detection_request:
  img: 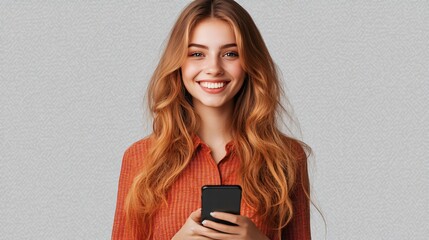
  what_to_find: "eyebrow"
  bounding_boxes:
[188,43,237,49]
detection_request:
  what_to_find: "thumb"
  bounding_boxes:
[190,208,202,222]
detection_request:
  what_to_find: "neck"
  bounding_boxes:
[194,101,234,146]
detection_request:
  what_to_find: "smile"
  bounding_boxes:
[199,81,227,89]
[196,80,230,94]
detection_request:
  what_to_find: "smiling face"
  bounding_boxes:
[181,18,246,111]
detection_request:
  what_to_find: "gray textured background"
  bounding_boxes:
[1,1,428,239]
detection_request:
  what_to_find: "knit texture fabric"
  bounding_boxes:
[112,135,311,239]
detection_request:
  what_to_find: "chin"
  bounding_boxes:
[200,102,225,108]
[195,99,227,108]
[193,97,234,110]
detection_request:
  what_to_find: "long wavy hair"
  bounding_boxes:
[125,0,311,239]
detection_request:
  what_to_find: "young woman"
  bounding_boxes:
[112,0,311,239]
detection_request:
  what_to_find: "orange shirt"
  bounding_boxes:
[112,135,311,239]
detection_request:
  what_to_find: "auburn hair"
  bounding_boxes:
[125,0,311,239]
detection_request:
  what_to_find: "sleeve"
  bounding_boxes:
[111,148,135,240]
[281,144,311,240]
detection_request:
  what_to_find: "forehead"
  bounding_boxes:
[189,18,237,46]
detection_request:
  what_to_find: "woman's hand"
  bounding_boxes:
[172,209,220,240]
[194,212,270,240]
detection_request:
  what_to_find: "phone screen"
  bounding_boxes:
[201,185,242,226]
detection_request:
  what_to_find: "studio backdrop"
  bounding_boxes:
[1,1,427,239]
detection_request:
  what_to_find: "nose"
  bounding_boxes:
[205,55,224,76]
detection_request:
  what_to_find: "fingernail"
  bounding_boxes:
[202,220,206,225]
[210,212,215,217]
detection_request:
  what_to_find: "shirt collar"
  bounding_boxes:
[192,134,236,153]
[192,134,204,151]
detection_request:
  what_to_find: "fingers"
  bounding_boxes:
[189,209,228,239]
[190,224,221,239]
[199,212,243,236]
[173,209,212,240]
[210,212,242,226]
[204,213,270,240]
[190,208,202,222]
[201,219,239,235]
[192,212,269,240]
[192,223,234,239]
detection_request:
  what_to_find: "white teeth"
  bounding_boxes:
[199,82,226,89]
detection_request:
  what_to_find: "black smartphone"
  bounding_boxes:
[201,185,242,226]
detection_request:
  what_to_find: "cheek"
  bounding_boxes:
[181,62,201,81]
[226,62,246,80]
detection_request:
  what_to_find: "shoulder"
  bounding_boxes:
[124,136,153,156]
[280,135,310,163]
[280,135,311,183]
[121,136,153,169]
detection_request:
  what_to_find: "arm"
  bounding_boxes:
[282,145,311,240]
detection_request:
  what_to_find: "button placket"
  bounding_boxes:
[200,143,222,185]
